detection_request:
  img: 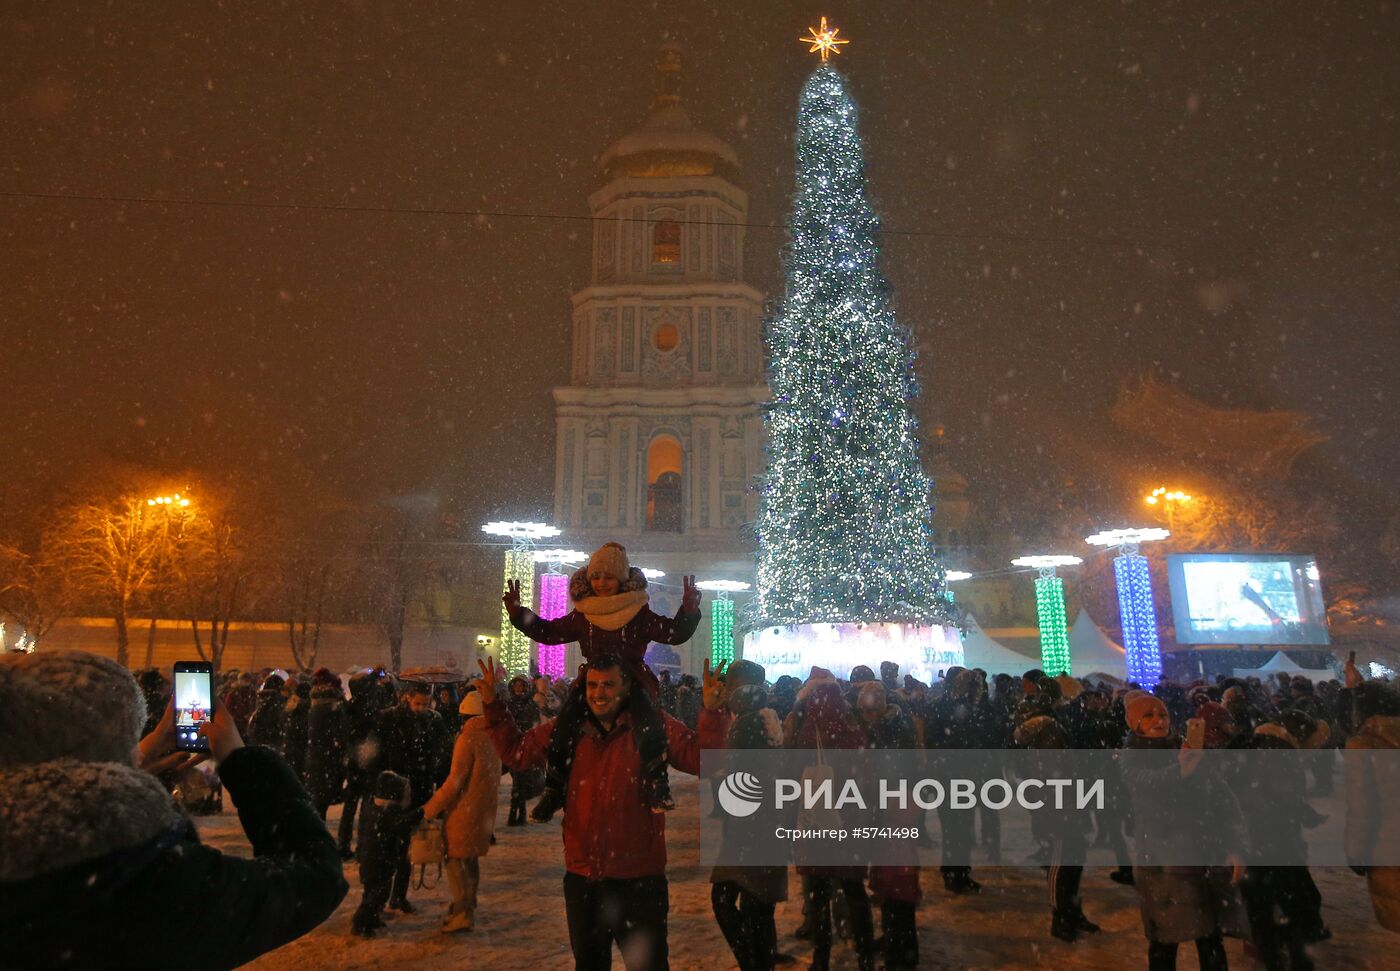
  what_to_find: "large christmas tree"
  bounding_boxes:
[755,63,952,629]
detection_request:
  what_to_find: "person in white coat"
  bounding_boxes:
[422,689,502,932]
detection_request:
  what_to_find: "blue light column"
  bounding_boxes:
[1114,552,1163,686]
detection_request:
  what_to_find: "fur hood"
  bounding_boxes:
[0,759,185,884]
[568,564,648,602]
[728,708,783,750]
[310,683,344,705]
[1348,715,1400,750]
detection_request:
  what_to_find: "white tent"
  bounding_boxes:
[1233,651,1334,683]
[961,613,1040,676]
[1068,610,1128,680]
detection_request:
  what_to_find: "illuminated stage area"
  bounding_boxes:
[742,622,964,683]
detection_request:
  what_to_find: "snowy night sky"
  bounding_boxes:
[3,1,1396,529]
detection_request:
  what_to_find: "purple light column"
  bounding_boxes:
[537,573,569,679]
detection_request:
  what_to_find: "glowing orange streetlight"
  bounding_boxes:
[1144,487,1194,531]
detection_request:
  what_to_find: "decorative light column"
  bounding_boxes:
[481,521,561,674]
[531,548,586,680]
[695,580,751,666]
[1011,556,1083,676]
[1086,528,1170,686]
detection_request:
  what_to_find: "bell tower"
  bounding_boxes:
[553,45,767,556]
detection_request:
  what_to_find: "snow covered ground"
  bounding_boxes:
[198,775,1393,970]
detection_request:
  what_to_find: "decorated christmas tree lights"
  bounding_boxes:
[754,57,951,631]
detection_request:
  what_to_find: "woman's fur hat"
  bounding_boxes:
[0,651,148,768]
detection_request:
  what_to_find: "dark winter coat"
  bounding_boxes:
[304,684,349,807]
[342,675,384,777]
[710,686,789,904]
[0,746,348,971]
[674,680,701,729]
[357,797,423,888]
[506,678,541,732]
[486,698,726,879]
[246,685,287,751]
[1222,735,1321,863]
[282,686,311,777]
[927,690,1005,750]
[1061,695,1125,750]
[864,703,922,903]
[372,705,450,808]
[1122,732,1246,943]
[786,682,868,879]
[507,567,700,697]
[223,683,258,738]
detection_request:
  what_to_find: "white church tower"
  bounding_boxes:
[552,45,766,671]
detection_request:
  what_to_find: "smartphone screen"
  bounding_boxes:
[1185,717,1205,749]
[173,661,214,752]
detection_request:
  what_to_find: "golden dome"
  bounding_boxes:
[598,44,740,182]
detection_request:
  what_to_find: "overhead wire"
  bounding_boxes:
[0,187,1143,250]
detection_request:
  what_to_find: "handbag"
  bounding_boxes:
[796,733,844,834]
[408,818,446,888]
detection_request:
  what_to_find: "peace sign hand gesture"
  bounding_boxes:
[681,575,702,615]
[702,657,729,711]
[476,657,504,706]
[503,579,522,616]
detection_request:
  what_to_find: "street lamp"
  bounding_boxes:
[142,491,195,667]
[482,521,561,674]
[531,549,586,679]
[1144,487,1194,532]
[1086,528,1170,686]
[1011,555,1083,676]
[695,580,751,666]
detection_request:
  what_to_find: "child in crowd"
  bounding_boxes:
[352,771,422,937]
[502,542,701,818]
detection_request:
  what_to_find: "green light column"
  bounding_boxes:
[1034,574,1071,676]
[711,596,735,666]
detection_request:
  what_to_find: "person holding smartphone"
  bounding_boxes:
[0,651,348,970]
[1121,692,1247,971]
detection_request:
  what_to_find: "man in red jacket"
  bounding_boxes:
[476,654,728,971]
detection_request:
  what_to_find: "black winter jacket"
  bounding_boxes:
[0,746,348,970]
[304,685,349,806]
[246,686,287,751]
[371,705,449,808]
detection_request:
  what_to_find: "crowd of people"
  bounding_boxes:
[2,539,1397,971]
[6,641,1400,970]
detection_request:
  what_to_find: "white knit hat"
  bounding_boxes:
[587,542,630,582]
[0,651,148,768]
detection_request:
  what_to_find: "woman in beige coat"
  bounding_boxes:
[422,690,501,933]
[1344,676,1400,933]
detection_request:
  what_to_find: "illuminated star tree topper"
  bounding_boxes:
[799,16,850,62]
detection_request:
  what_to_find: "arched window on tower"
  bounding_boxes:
[646,435,683,532]
[652,220,681,265]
